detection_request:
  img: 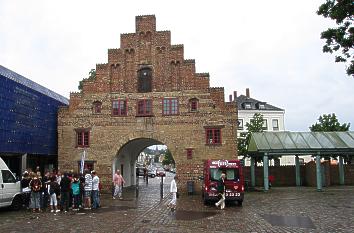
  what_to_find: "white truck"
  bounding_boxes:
[0,157,22,210]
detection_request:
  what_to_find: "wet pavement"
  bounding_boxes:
[1,172,354,232]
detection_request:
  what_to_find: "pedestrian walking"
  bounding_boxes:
[29,172,42,212]
[48,176,60,213]
[168,175,178,211]
[113,170,125,199]
[91,170,100,209]
[60,172,71,212]
[84,169,93,209]
[215,172,226,210]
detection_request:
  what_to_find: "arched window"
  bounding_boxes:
[93,101,102,114]
[189,98,199,112]
[137,68,152,92]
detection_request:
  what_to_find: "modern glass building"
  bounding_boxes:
[0,65,68,177]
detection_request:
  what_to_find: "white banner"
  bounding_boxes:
[80,150,86,174]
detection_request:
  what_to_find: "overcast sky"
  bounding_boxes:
[0,0,353,131]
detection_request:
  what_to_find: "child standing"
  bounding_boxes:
[71,175,80,211]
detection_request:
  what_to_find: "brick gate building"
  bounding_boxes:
[58,15,237,193]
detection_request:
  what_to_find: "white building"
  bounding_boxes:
[236,88,308,165]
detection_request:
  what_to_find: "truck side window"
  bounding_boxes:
[1,170,16,183]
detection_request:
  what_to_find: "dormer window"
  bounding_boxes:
[244,103,252,109]
[257,102,266,110]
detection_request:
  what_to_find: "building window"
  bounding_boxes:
[272,119,279,131]
[93,101,102,114]
[78,161,95,173]
[137,99,153,116]
[163,98,178,115]
[237,119,244,130]
[137,68,152,93]
[112,100,127,116]
[205,128,222,145]
[76,130,90,147]
[244,103,252,109]
[258,103,265,109]
[262,119,268,130]
[189,98,199,112]
[186,148,193,159]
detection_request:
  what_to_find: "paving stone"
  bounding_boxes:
[1,173,354,232]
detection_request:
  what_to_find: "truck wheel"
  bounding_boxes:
[11,195,23,210]
[237,200,243,207]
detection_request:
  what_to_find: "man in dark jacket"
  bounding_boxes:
[60,172,71,212]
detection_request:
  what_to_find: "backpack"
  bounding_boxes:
[72,182,80,195]
[49,182,58,195]
[31,178,41,192]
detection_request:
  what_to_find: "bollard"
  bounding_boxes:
[136,175,139,197]
[160,175,163,199]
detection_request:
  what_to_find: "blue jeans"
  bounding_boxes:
[92,190,100,209]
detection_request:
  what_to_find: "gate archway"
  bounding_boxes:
[112,137,173,187]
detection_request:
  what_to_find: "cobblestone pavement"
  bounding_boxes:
[1,172,354,233]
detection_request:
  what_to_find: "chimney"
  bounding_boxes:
[229,94,232,102]
[246,88,250,98]
[233,91,237,101]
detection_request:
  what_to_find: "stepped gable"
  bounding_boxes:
[80,15,211,93]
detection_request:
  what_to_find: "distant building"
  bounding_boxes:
[0,65,68,176]
[236,88,298,166]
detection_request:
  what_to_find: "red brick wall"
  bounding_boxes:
[242,162,354,188]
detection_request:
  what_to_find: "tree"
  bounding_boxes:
[317,0,354,76]
[310,113,351,162]
[78,69,96,91]
[162,149,175,166]
[310,113,350,132]
[238,113,265,158]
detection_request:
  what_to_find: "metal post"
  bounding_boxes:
[21,153,27,174]
[251,157,256,187]
[295,155,301,186]
[160,175,164,199]
[316,153,322,191]
[136,173,139,197]
[338,156,345,185]
[263,153,269,191]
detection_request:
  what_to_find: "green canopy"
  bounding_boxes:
[248,131,354,156]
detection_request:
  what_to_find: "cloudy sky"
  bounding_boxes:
[0,0,353,131]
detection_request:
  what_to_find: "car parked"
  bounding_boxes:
[148,169,156,178]
[155,167,166,177]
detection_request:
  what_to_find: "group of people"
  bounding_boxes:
[21,167,100,213]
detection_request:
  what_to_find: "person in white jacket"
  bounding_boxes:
[168,175,178,211]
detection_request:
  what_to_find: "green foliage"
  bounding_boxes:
[317,0,354,76]
[238,113,265,157]
[309,113,350,132]
[310,113,351,161]
[78,69,96,91]
[162,149,175,166]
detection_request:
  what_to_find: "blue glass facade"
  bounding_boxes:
[0,65,68,174]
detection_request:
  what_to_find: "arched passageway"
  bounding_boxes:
[112,138,173,187]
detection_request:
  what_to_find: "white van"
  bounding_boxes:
[0,157,22,210]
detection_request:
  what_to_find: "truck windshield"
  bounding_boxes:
[210,168,239,181]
